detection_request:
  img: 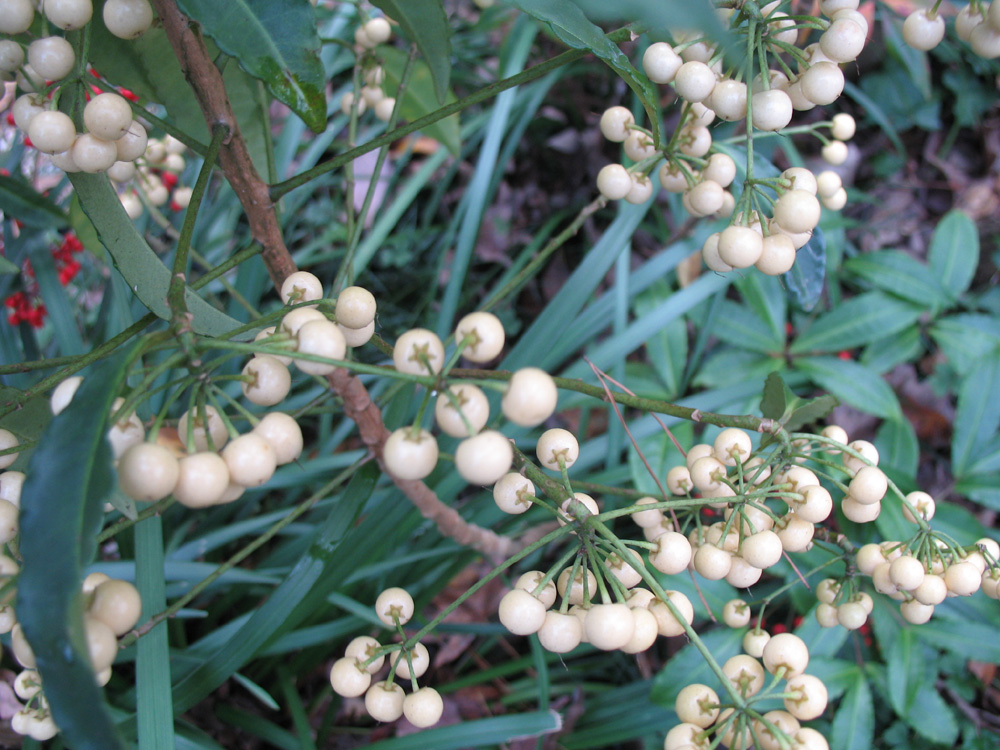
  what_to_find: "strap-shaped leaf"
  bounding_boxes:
[18,355,133,750]
[372,0,451,105]
[0,174,68,229]
[69,173,245,337]
[173,0,326,132]
[506,0,662,147]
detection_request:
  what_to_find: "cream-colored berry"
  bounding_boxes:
[375,587,414,626]
[455,311,505,362]
[335,286,376,329]
[393,328,445,375]
[383,428,438,481]
[499,588,546,635]
[502,368,558,427]
[435,384,490,438]
[402,686,443,728]
[598,106,634,143]
[643,42,682,83]
[492,472,534,514]
[536,428,579,470]
[330,657,372,697]
[241,355,291,406]
[280,271,323,306]
[118,442,179,502]
[365,681,404,722]
[455,429,513,485]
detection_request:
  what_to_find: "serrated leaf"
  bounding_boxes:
[783,228,826,312]
[844,250,948,310]
[173,0,326,132]
[69,173,245,337]
[790,292,924,354]
[832,672,875,750]
[795,357,901,419]
[906,683,959,745]
[930,314,1000,377]
[18,355,132,750]
[783,394,839,432]
[0,174,68,229]
[379,46,460,156]
[952,356,1000,478]
[760,372,787,420]
[928,209,979,300]
[372,0,451,105]
[506,0,662,147]
[915,618,1000,664]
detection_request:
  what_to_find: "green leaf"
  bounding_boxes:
[69,173,245,337]
[379,46,461,157]
[365,712,561,749]
[807,659,861,703]
[915,618,1000,664]
[711,299,783,353]
[928,210,979,300]
[760,372,787,421]
[173,0,326,132]
[795,357,900,419]
[18,355,133,750]
[0,174,69,229]
[930,314,1000,377]
[506,0,662,147]
[790,292,924,354]
[0,255,17,274]
[887,628,920,716]
[843,250,948,310]
[831,672,875,750]
[783,395,838,433]
[135,516,175,750]
[170,463,379,713]
[906,683,959,746]
[570,0,729,56]
[371,0,451,105]
[952,356,1000,478]
[0,385,52,443]
[783,228,826,312]
[87,25,271,170]
[875,417,918,477]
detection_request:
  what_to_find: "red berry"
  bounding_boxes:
[161,172,178,189]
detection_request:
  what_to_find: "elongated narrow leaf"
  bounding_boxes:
[173,0,326,132]
[0,174,68,229]
[380,46,460,156]
[844,250,948,310]
[171,464,378,712]
[650,628,743,705]
[372,0,451,105]
[783,394,838,432]
[795,356,901,419]
[915,617,1000,663]
[0,385,52,443]
[952,356,1000,478]
[366,712,561,750]
[19,355,133,750]
[507,0,662,147]
[0,255,17,274]
[831,672,875,750]
[790,292,923,354]
[136,516,175,750]
[928,209,979,300]
[69,173,245,337]
[886,628,920,716]
[571,0,729,55]
[930,314,1000,377]
[907,683,959,745]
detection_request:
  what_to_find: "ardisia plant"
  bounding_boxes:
[0,1,997,749]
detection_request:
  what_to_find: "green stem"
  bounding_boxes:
[269,28,635,200]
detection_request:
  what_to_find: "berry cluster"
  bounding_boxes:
[667,632,829,750]
[596,0,866,275]
[111,134,190,219]
[340,17,397,123]
[6,572,142,741]
[901,1,1000,58]
[329,587,444,728]
[2,231,86,328]
[1,0,152,174]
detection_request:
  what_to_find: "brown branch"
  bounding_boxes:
[150,0,295,288]
[153,0,512,562]
[328,369,513,564]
